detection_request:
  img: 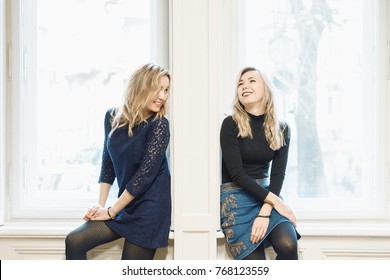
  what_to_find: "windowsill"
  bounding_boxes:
[0,221,175,239]
[1,221,390,239]
[295,221,390,237]
[0,222,85,238]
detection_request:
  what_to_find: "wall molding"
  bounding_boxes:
[2,223,390,259]
[10,246,65,260]
[322,249,390,259]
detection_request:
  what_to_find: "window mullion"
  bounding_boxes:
[0,0,6,225]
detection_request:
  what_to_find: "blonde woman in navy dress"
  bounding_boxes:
[220,66,300,260]
[65,63,171,260]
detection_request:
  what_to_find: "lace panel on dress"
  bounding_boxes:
[126,118,170,196]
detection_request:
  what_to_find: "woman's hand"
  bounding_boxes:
[250,216,270,244]
[83,205,104,221]
[265,193,297,227]
[89,207,114,221]
[273,200,297,227]
[84,189,133,221]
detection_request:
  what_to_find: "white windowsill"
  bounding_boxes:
[0,222,175,239]
[1,221,390,239]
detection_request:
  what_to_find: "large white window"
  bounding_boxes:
[223,0,389,219]
[8,0,168,219]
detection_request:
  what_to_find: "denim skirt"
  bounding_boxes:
[220,178,296,260]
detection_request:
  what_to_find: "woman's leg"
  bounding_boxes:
[121,240,156,260]
[65,221,121,260]
[242,242,266,260]
[267,222,298,260]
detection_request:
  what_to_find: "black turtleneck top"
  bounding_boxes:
[220,113,290,202]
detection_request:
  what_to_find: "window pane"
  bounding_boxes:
[239,0,377,201]
[28,0,158,208]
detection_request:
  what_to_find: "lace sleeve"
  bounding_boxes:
[98,109,116,184]
[125,117,170,197]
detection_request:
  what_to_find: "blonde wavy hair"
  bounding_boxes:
[232,66,286,150]
[110,63,170,137]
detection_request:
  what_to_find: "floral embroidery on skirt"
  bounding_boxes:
[220,178,295,260]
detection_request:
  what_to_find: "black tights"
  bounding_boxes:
[243,222,298,260]
[65,221,156,260]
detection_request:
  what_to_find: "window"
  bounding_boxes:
[223,0,389,219]
[8,0,168,218]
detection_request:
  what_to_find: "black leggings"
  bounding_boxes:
[243,222,298,260]
[65,221,156,260]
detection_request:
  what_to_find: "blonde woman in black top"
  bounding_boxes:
[220,66,300,260]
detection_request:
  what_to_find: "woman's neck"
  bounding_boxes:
[244,105,265,116]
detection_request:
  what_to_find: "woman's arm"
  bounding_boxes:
[90,117,170,221]
[268,123,290,196]
[98,109,116,185]
[250,202,273,243]
[90,118,170,221]
[89,188,135,221]
[220,117,270,201]
[250,195,296,244]
[98,182,112,207]
[84,109,117,221]
[84,182,111,221]
[110,189,134,216]
[124,117,170,197]
[264,192,296,227]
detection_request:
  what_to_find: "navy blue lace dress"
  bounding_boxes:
[98,109,171,249]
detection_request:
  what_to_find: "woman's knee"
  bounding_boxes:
[278,239,297,256]
[65,231,79,248]
[269,222,298,259]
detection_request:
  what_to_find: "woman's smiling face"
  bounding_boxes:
[144,75,170,116]
[237,70,266,112]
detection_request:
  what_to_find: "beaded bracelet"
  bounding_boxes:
[107,207,115,220]
[256,214,271,218]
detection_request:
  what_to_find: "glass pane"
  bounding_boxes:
[240,0,372,199]
[35,0,153,201]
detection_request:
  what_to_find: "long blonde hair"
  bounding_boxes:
[232,66,286,150]
[110,63,170,137]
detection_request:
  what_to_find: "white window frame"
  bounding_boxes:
[222,0,390,222]
[6,0,169,220]
[0,0,6,226]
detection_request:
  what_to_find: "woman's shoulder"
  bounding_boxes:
[148,115,170,132]
[279,120,290,139]
[221,115,236,129]
[104,107,117,120]
[220,115,239,138]
[143,116,169,140]
[279,120,289,129]
[151,115,169,125]
[222,115,234,125]
[102,107,117,127]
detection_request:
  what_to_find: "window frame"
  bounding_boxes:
[1,0,6,226]
[5,0,169,220]
[222,0,390,221]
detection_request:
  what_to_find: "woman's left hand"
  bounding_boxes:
[83,205,103,221]
[250,217,269,244]
[90,207,113,221]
